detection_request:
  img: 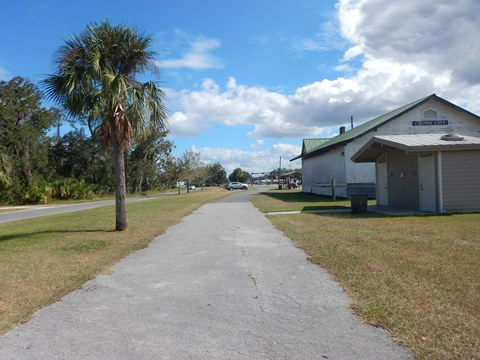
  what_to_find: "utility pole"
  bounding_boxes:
[278,156,282,189]
[279,156,282,177]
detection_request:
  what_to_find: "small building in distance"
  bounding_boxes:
[291,94,480,199]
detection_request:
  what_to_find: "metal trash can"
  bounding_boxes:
[351,194,368,213]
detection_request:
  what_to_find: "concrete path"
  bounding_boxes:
[0,189,412,359]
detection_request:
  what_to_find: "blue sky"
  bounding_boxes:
[2,0,480,175]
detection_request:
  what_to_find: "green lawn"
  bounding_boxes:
[254,190,480,360]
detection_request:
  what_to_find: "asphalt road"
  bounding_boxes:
[0,189,412,359]
[0,191,182,224]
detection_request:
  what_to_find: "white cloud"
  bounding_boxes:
[290,20,346,55]
[334,64,353,72]
[167,77,302,138]
[342,45,363,61]
[166,76,365,139]
[167,111,212,136]
[156,36,221,70]
[338,0,480,86]
[295,38,329,53]
[191,143,301,175]
[337,0,480,111]
[0,66,8,80]
[168,0,480,141]
[250,139,264,149]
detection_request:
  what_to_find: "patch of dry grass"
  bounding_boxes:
[0,208,25,213]
[254,193,480,360]
[0,188,229,334]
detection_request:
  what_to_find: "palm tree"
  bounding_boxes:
[43,21,167,230]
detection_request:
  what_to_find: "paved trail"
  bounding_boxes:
[0,190,412,359]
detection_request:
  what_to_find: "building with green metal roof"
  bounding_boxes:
[291,94,480,199]
[291,138,331,161]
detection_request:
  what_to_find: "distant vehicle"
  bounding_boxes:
[189,185,196,190]
[226,181,248,190]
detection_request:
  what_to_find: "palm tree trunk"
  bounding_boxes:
[23,151,33,187]
[112,130,128,231]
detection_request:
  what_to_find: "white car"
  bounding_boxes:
[226,182,248,190]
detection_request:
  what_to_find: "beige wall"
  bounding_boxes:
[442,151,480,212]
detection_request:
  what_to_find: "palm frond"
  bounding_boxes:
[41,20,167,149]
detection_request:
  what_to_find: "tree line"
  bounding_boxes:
[0,76,227,205]
[0,75,296,206]
[1,20,296,230]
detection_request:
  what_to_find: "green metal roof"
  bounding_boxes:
[291,93,480,161]
[300,94,437,160]
[304,138,330,153]
[290,138,330,161]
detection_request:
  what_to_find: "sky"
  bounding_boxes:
[1,0,480,175]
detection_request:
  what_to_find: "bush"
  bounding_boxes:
[90,183,113,196]
[21,185,50,204]
[50,178,96,200]
[0,178,112,205]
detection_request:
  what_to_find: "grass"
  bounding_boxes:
[252,188,375,212]
[0,187,230,335]
[253,190,480,360]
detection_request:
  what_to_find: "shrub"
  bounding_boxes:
[50,178,96,200]
[21,185,50,204]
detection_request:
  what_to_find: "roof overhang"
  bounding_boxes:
[290,154,302,161]
[290,138,332,162]
[296,139,350,161]
[351,134,480,163]
[281,170,302,178]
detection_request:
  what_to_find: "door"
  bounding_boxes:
[376,157,388,206]
[419,153,436,212]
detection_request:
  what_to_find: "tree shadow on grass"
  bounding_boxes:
[260,190,343,204]
[304,209,449,219]
[301,205,351,211]
[262,191,459,219]
[0,229,115,243]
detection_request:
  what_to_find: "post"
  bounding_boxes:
[331,178,336,201]
[437,151,443,213]
[278,156,282,189]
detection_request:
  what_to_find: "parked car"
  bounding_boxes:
[189,185,196,190]
[226,181,248,190]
